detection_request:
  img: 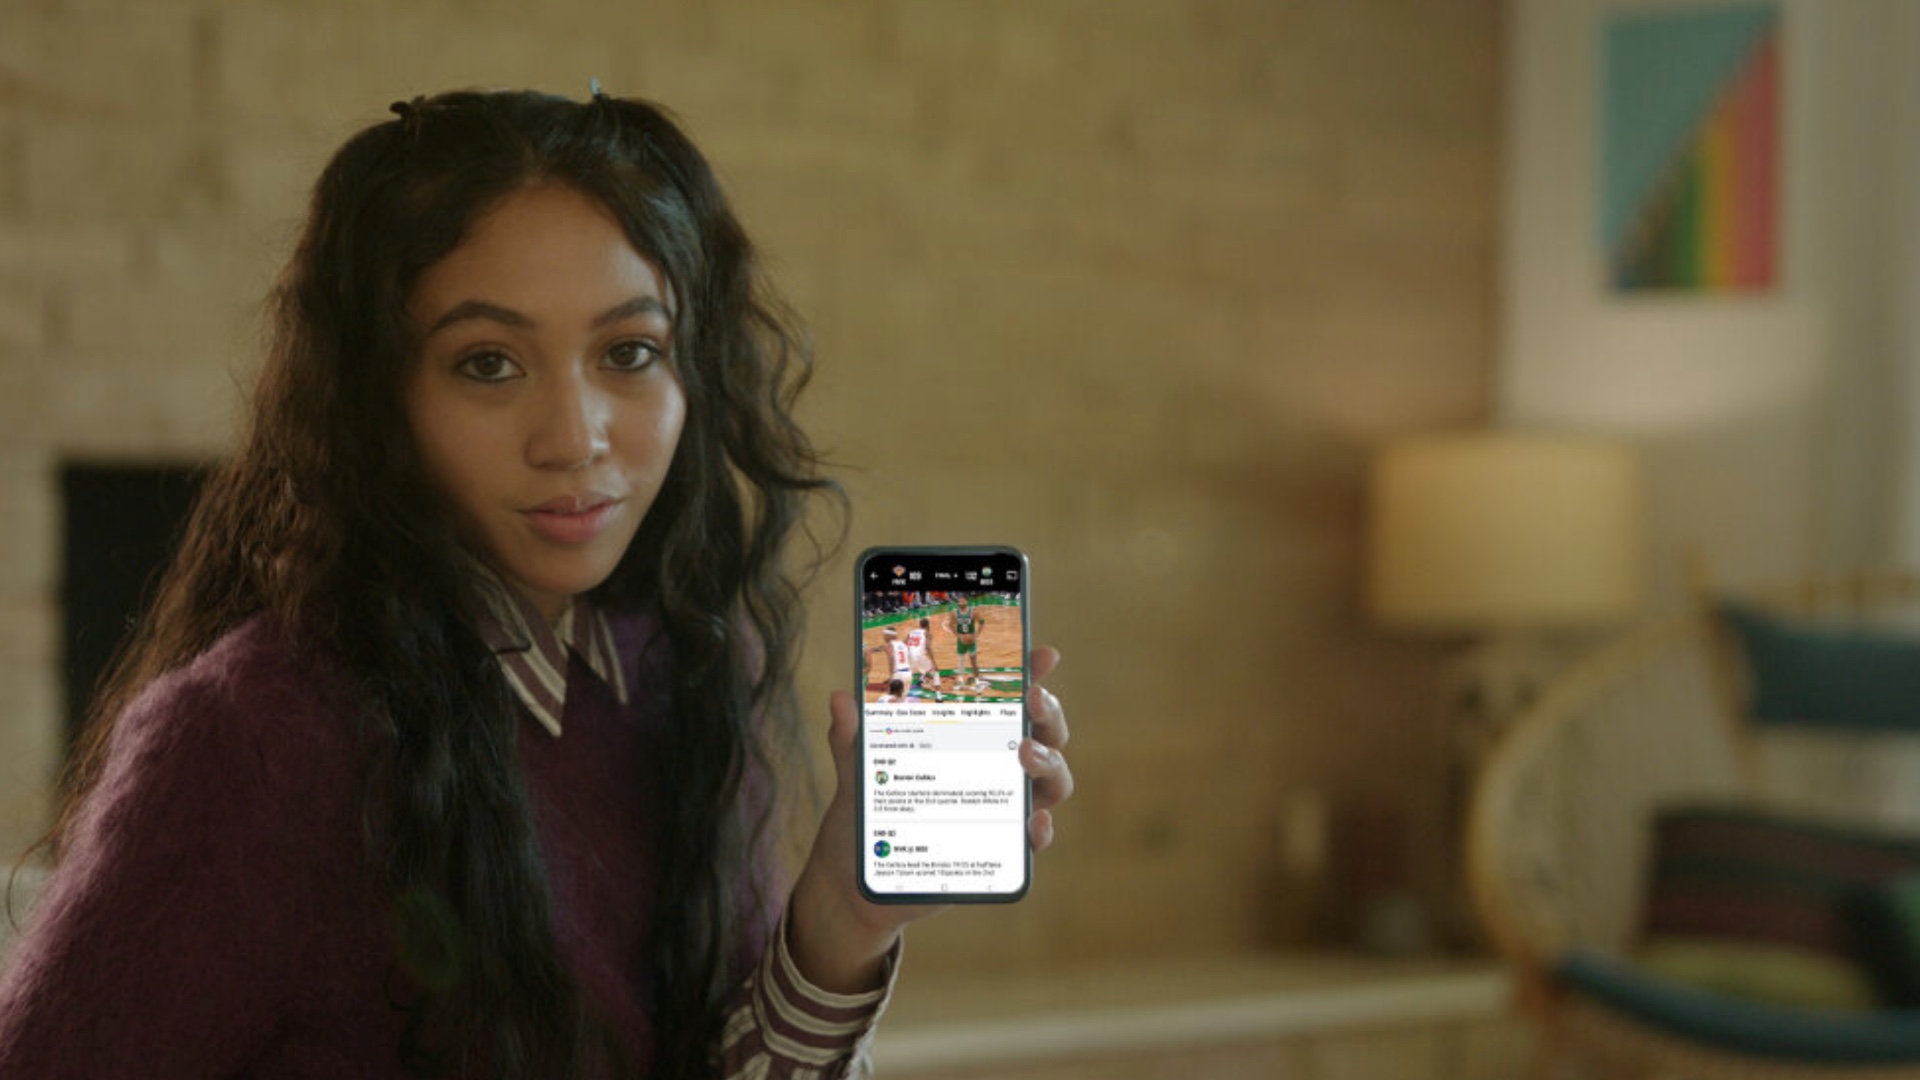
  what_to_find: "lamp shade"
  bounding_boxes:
[1366,432,1646,631]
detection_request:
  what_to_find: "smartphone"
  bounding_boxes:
[856,546,1031,903]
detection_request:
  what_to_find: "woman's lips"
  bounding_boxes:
[523,495,620,545]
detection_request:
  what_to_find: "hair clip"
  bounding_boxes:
[389,95,426,134]
[589,77,607,100]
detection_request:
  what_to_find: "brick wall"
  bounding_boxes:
[0,0,1500,970]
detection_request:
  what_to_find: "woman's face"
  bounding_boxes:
[405,183,686,623]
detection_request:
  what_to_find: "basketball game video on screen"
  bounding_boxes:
[860,583,1021,707]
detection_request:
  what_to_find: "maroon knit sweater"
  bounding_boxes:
[0,615,882,1078]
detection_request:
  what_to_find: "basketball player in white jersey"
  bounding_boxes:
[864,626,913,701]
[905,617,941,694]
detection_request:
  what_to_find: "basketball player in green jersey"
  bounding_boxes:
[947,595,986,693]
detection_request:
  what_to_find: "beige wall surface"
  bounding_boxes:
[0,0,1500,970]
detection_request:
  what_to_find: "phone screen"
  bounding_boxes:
[856,547,1031,902]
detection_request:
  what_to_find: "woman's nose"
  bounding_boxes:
[527,369,610,470]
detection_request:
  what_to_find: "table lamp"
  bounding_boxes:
[1368,432,1646,634]
[1364,430,1647,950]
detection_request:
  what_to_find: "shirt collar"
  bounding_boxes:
[468,564,630,738]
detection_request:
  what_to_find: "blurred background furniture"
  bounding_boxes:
[872,953,1525,1079]
[1468,566,1920,1077]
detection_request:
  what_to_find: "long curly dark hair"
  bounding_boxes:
[49,89,838,1077]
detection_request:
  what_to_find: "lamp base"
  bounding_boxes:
[1436,632,1595,952]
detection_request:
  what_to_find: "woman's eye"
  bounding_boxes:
[455,352,521,382]
[604,340,664,372]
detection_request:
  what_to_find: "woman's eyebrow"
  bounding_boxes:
[591,296,671,329]
[427,299,530,337]
[425,295,671,338]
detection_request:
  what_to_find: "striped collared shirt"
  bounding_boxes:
[469,567,628,737]
[466,565,894,1075]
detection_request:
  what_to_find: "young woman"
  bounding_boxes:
[0,88,1073,1079]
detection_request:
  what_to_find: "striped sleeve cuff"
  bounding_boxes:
[720,906,902,1079]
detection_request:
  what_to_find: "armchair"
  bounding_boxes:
[1468,569,1920,1077]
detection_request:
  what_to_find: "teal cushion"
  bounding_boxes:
[1559,949,1920,1062]
[1717,605,1920,731]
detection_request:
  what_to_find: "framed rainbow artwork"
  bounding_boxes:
[1601,3,1780,292]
